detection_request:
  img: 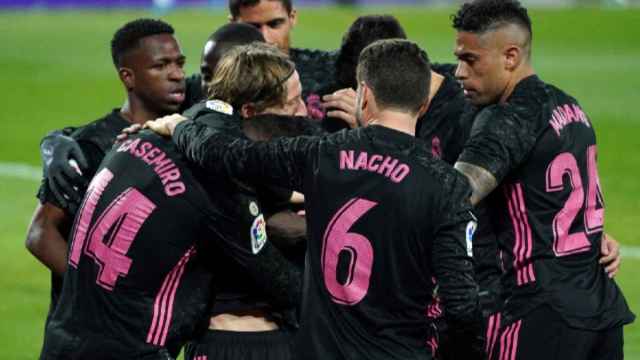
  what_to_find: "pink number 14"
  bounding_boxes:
[68,168,157,291]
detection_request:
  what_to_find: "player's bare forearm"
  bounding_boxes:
[454,161,498,206]
[25,203,70,276]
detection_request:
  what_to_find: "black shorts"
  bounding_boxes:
[487,305,623,360]
[184,329,293,360]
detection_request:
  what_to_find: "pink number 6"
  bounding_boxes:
[321,198,377,305]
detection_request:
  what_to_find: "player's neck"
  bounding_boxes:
[120,99,164,126]
[428,71,445,104]
[499,64,536,104]
[368,110,417,137]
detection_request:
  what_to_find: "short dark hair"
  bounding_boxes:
[209,22,265,44]
[229,0,292,19]
[336,15,407,89]
[452,0,532,42]
[111,18,174,68]
[204,23,265,70]
[356,39,431,115]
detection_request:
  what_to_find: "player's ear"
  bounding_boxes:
[289,8,298,27]
[119,67,135,91]
[504,45,520,71]
[228,14,235,23]
[240,103,256,118]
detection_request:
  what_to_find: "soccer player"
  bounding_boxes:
[146,39,484,360]
[40,115,300,360]
[321,14,408,132]
[25,18,187,342]
[450,1,635,359]
[228,0,339,115]
[178,43,311,360]
[38,22,266,208]
[181,22,266,111]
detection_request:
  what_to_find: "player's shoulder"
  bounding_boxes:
[289,47,339,65]
[405,140,471,200]
[183,100,243,134]
[70,109,130,150]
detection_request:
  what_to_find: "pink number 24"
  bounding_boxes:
[545,145,604,257]
[68,168,157,291]
[322,198,377,305]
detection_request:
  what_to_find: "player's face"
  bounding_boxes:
[454,31,510,106]
[233,1,296,54]
[200,40,218,94]
[261,70,307,116]
[131,34,186,114]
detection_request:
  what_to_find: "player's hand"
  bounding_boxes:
[116,123,143,142]
[599,232,621,278]
[41,133,88,209]
[322,88,358,129]
[290,191,305,204]
[144,114,188,137]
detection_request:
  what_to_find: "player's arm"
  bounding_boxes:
[40,127,90,209]
[432,175,484,359]
[25,203,71,276]
[171,118,318,193]
[455,105,541,205]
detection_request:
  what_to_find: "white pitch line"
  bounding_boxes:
[621,246,640,260]
[0,162,41,181]
[0,161,639,259]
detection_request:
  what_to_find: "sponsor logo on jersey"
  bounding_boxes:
[465,221,477,257]
[205,99,233,115]
[251,214,267,254]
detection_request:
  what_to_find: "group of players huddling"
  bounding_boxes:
[25,0,635,359]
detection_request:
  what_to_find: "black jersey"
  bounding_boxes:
[172,116,484,360]
[180,73,206,113]
[459,75,635,329]
[289,47,339,121]
[181,103,310,322]
[414,66,501,307]
[41,130,300,360]
[37,109,130,211]
[416,64,469,165]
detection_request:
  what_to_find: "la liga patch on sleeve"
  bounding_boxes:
[465,220,477,257]
[250,214,267,254]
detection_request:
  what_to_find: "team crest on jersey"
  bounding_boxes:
[205,99,233,115]
[465,221,477,257]
[250,214,267,254]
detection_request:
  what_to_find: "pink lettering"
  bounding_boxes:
[367,155,383,172]
[135,141,153,157]
[142,148,161,164]
[548,103,591,136]
[160,168,181,185]
[354,152,368,170]
[340,150,354,170]
[390,164,411,183]
[378,156,399,177]
[165,182,186,197]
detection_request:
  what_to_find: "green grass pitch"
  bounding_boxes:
[0,5,638,359]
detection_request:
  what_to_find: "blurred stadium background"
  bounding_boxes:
[0,0,638,358]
